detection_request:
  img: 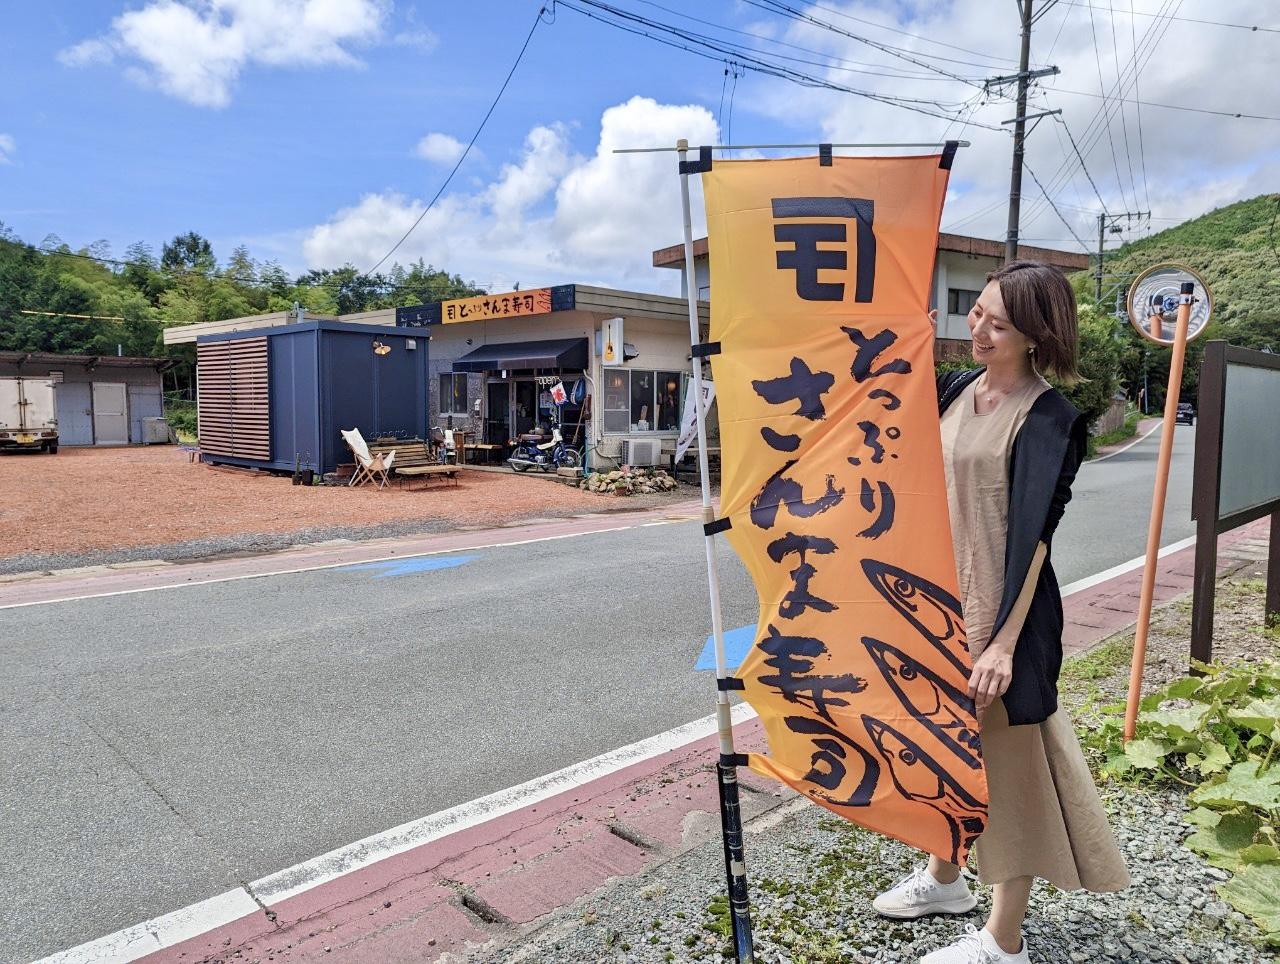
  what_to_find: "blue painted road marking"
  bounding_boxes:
[339,555,478,579]
[695,623,757,672]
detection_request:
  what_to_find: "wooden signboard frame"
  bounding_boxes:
[1190,341,1280,666]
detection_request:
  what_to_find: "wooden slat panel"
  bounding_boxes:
[198,337,271,460]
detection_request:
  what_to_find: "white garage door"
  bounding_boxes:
[91,382,129,445]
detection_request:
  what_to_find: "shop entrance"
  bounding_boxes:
[514,380,537,436]
[485,381,510,444]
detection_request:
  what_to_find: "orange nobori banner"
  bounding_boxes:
[703,152,988,864]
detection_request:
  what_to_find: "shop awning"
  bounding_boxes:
[452,338,589,373]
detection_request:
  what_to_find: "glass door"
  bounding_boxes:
[514,380,537,437]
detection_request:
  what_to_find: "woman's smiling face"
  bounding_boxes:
[968,280,1036,368]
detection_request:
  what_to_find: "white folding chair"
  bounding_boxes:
[342,428,395,488]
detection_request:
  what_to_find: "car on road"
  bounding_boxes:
[1176,402,1196,426]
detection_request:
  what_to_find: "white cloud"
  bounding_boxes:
[392,29,438,52]
[303,96,718,292]
[57,0,388,108]
[414,132,467,165]
[0,134,15,164]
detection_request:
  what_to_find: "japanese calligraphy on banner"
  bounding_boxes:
[703,152,988,864]
[442,288,553,324]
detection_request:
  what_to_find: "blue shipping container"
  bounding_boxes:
[196,320,429,475]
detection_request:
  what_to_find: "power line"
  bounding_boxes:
[1056,115,1109,212]
[555,0,1004,127]
[1024,162,1091,251]
[1048,86,1280,121]
[1106,0,1142,211]
[629,0,979,81]
[1086,0,1131,210]
[789,0,1025,66]
[362,7,547,277]
[1055,1,1280,34]
[743,0,991,88]
[1128,0,1152,214]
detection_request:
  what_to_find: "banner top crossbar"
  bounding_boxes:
[613,141,970,154]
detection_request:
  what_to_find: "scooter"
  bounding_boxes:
[507,426,582,472]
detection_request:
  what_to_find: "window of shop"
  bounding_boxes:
[948,288,981,316]
[602,369,684,433]
[439,372,469,415]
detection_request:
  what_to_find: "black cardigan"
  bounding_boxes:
[936,368,1090,725]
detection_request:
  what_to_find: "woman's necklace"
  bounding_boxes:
[977,371,1035,409]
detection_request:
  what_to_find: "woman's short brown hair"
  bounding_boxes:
[987,259,1081,383]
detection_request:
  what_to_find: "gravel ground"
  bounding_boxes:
[468,565,1280,964]
[0,447,685,575]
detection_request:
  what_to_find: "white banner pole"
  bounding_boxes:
[678,137,754,964]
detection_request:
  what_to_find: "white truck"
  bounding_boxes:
[0,376,59,453]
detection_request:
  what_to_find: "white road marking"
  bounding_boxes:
[35,702,759,964]
[1060,534,1198,598]
[0,522,651,612]
[1086,420,1164,464]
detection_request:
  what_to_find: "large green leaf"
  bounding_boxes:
[1240,843,1280,864]
[1186,811,1263,871]
[1141,704,1211,739]
[1191,762,1280,810]
[1219,862,1280,936]
[1123,738,1168,770]
[1229,697,1280,736]
[1195,741,1234,775]
[1162,676,1206,702]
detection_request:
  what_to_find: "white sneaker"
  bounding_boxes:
[920,924,1030,964]
[872,866,978,919]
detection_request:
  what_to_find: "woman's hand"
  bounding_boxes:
[928,308,938,333]
[968,643,1013,713]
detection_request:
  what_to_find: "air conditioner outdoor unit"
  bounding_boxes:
[623,438,662,467]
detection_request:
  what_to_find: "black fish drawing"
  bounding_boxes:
[862,715,987,865]
[859,636,982,771]
[860,558,970,675]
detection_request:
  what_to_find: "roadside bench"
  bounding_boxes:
[369,440,459,489]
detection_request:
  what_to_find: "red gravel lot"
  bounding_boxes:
[0,446,617,559]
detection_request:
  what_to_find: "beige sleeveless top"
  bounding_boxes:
[939,374,1050,657]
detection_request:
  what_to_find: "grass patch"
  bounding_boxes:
[1088,408,1141,457]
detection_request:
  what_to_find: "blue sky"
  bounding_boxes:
[3,1,1277,294]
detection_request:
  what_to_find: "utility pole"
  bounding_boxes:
[1096,211,1151,301]
[990,1,1060,263]
[1004,0,1034,264]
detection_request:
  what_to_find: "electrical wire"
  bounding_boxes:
[1128,0,1152,214]
[743,0,991,88]
[1086,0,1131,211]
[1055,1,1280,34]
[361,6,547,277]
[1024,162,1092,251]
[554,0,1005,127]
[1056,115,1109,212]
[1106,0,1142,211]
[628,0,980,81]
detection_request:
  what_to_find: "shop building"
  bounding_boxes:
[651,232,1090,358]
[164,285,709,470]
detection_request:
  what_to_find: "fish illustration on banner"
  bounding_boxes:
[702,147,988,864]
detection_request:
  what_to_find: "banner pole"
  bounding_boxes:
[677,137,754,964]
[1124,281,1196,742]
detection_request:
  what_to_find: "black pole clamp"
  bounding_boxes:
[719,753,750,768]
[679,145,714,175]
[716,677,746,692]
[704,517,732,536]
[691,341,722,359]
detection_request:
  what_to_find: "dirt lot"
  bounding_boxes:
[0,446,678,570]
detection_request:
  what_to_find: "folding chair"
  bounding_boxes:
[341,428,396,488]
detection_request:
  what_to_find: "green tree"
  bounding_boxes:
[161,231,216,276]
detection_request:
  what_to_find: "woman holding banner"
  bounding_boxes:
[872,261,1130,964]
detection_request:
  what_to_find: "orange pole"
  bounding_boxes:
[1124,283,1195,741]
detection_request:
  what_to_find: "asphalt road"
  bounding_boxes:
[2,423,1197,961]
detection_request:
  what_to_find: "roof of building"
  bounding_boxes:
[0,351,170,369]
[163,285,708,345]
[652,232,1090,272]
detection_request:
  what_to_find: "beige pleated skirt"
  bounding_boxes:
[972,698,1131,892]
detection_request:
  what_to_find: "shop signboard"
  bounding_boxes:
[442,288,553,324]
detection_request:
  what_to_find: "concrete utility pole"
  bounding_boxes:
[1004,0,1034,264]
[993,1,1060,263]
[1095,211,1150,300]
